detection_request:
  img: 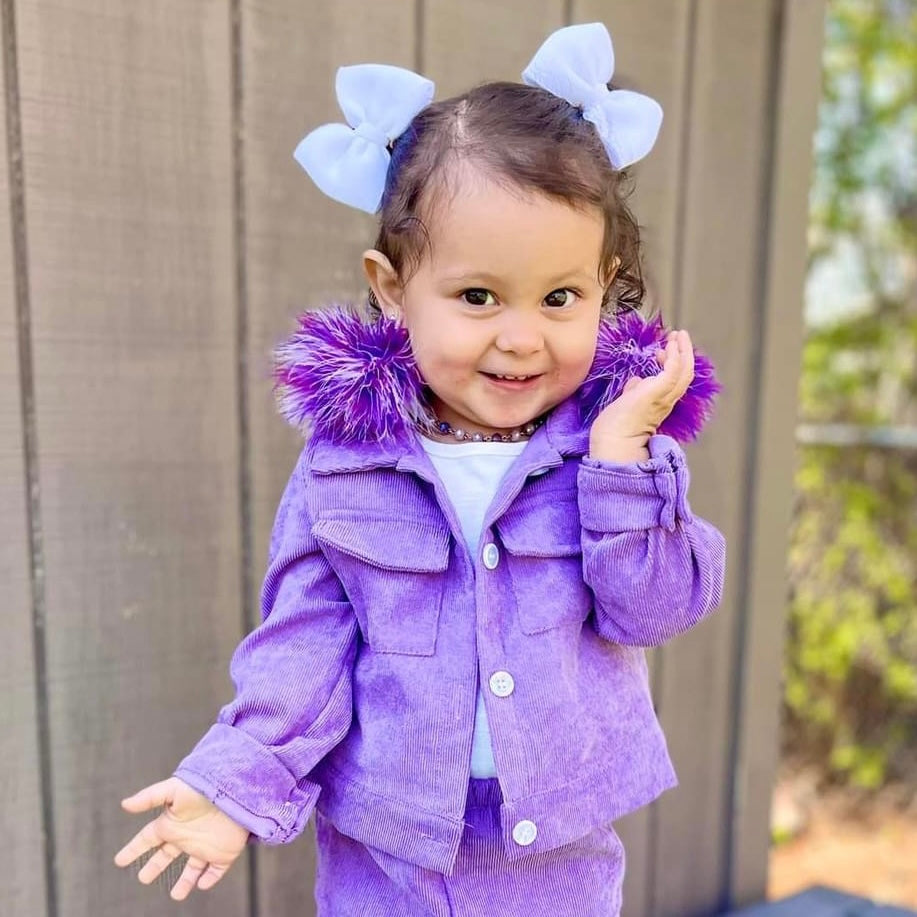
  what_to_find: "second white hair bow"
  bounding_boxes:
[293,64,435,214]
[522,22,663,169]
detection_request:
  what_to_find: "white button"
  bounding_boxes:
[482,542,500,569]
[489,670,515,697]
[512,819,538,846]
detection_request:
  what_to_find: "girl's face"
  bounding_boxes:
[364,169,607,438]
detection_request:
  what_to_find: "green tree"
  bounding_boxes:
[784,0,917,789]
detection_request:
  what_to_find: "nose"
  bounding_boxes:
[494,311,545,356]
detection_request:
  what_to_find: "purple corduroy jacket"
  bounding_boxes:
[174,308,727,875]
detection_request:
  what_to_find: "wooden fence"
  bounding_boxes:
[2,1,826,915]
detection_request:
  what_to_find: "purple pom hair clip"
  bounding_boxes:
[579,310,721,442]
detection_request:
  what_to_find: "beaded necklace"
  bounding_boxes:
[432,416,545,443]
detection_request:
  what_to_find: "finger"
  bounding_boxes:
[114,818,167,867]
[644,336,688,413]
[676,330,695,395]
[657,328,678,362]
[169,855,209,901]
[196,862,231,891]
[137,841,182,886]
[657,335,682,388]
[121,779,175,814]
[677,329,693,361]
[622,376,641,393]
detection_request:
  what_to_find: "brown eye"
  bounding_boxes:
[462,289,496,307]
[544,289,575,308]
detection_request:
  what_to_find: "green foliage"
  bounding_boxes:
[771,824,796,848]
[785,445,917,786]
[783,0,917,789]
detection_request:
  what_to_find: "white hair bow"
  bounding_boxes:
[293,64,435,214]
[522,22,662,169]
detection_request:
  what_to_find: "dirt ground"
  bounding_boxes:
[768,775,917,907]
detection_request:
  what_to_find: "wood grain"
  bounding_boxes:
[16,2,242,914]
[0,4,48,913]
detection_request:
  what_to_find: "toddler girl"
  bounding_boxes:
[114,22,726,916]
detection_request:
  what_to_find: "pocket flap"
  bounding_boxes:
[496,500,582,557]
[312,513,450,572]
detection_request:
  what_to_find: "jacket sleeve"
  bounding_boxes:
[173,448,358,844]
[578,434,726,647]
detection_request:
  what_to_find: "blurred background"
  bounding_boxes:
[768,0,917,904]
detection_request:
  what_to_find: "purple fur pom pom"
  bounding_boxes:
[273,306,432,443]
[580,311,721,442]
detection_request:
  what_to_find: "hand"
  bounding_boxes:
[589,329,695,462]
[114,776,250,901]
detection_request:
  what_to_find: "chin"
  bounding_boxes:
[474,404,552,432]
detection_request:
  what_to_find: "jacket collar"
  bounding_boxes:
[308,396,589,476]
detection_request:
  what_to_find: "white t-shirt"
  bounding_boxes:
[420,435,528,778]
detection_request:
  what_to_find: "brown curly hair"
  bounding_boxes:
[367,80,646,317]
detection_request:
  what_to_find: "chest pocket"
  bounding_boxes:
[495,494,592,635]
[312,511,449,656]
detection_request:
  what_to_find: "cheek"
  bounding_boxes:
[554,328,600,384]
[405,312,478,381]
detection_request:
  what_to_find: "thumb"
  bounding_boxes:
[121,778,176,813]
[622,376,641,394]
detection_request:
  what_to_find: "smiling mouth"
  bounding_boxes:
[480,372,544,392]
[483,372,541,381]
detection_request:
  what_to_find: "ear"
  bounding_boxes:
[363,249,404,318]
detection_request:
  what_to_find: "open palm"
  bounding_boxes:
[114,776,249,901]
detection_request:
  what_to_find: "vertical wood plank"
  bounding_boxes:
[16,2,244,915]
[571,1,693,319]
[652,1,779,913]
[0,5,47,913]
[568,4,694,913]
[422,0,565,97]
[729,0,827,905]
[240,2,416,913]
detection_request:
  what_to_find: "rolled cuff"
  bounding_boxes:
[579,434,694,533]
[174,723,319,845]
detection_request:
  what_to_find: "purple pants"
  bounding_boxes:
[313,778,625,916]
